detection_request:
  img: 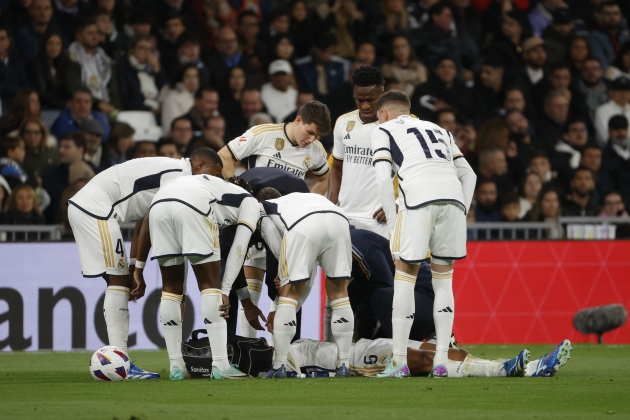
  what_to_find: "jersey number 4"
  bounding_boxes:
[407,128,450,161]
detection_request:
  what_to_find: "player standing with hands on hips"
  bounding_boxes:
[371,91,476,378]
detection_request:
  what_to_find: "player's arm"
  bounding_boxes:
[372,128,397,234]
[128,218,143,281]
[328,124,345,203]
[311,169,329,195]
[310,141,331,195]
[218,130,257,178]
[450,135,477,212]
[131,213,151,299]
[260,216,282,260]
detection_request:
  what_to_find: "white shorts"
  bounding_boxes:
[68,204,128,278]
[244,243,266,270]
[347,217,388,238]
[279,213,351,286]
[149,201,221,266]
[391,203,466,264]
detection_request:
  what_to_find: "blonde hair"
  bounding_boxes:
[6,184,42,216]
[19,116,52,153]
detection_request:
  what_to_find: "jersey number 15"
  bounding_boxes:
[407,128,451,161]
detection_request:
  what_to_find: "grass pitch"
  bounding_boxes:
[1,344,629,420]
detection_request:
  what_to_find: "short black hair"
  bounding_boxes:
[194,85,219,100]
[170,116,191,131]
[500,192,520,207]
[226,176,253,193]
[60,132,86,150]
[129,34,153,49]
[314,33,336,50]
[572,166,594,180]
[176,31,200,49]
[162,9,184,25]
[376,90,410,112]
[549,61,572,73]
[75,17,97,34]
[352,66,383,88]
[238,10,258,24]
[428,2,450,17]
[157,138,178,150]
[129,9,154,25]
[190,147,223,168]
[435,108,456,123]
[475,177,497,191]
[0,137,23,156]
[531,149,550,161]
[72,87,92,99]
[563,116,586,133]
[482,53,505,69]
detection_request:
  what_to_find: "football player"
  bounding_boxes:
[372,91,477,377]
[67,148,223,379]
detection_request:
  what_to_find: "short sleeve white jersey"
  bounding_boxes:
[225,123,329,179]
[151,175,259,233]
[371,115,465,210]
[332,110,381,220]
[260,192,347,235]
[68,157,191,223]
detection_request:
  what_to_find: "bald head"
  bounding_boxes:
[217,27,239,56]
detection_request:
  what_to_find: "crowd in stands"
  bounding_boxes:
[0,0,628,239]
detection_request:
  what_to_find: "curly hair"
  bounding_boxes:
[226,176,253,194]
[352,65,383,88]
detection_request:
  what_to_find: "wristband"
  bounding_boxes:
[135,260,146,269]
[129,258,136,266]
[235,287,250,301]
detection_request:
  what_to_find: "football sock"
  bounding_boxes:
[273,297,298,369]
[432,270,454,368]
[201,289,230,372]
[160,292,186,371]
[392,270,416,367]
[104,286,130,354]
[267,300,277,347]
[446,355,505,377]
[330,297,353,368]
[239,279,263,338]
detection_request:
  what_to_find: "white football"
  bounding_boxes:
[89,345,130,381]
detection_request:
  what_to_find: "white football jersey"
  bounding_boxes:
[286,338,423,376]
[68,157,191,223]
[151,175,259,232]
[226,123,329,179]
[260,192,347,234]
[332,110,381,220]
[372,115,465,210]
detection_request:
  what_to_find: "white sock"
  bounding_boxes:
[330,297,353,368]
[446,355,505,377]
[201,289,230,371]
[160,292,186,371]
[432,270,454,367]
[272,297,297,369]
[104,286,130,354]
[324,296,333,342]
[267,300,277,347]
[525,360,539,377]
[392,271,416,366]
[239,279,263,338]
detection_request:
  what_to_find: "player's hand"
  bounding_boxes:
[274,277,281,291]
[242,298,267,331]
[373,207,387,223]
[266,311,276,334]
[131,268,146,299]
[219,294,230,318]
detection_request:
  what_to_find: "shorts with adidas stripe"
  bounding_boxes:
[149,200,221,266]
[278,213,351,287]
[68,205,128,277]
[390,203,467,264]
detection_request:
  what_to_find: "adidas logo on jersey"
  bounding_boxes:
[333,317,350,324]
[343,133,351,139]
[163,320,178,326]
[438,307,453,313]
[284,320,297,326]
[273,152,281,158]
[204,318,212,324]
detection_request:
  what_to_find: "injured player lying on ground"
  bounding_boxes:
[283,337,573,378]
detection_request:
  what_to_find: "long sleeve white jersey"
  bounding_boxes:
[259,192,348,236]
[151,175,260,295]
[68,157,192,223]
[371,115,466,211]
[225,123,329,179]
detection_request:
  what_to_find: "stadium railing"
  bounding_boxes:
[0,224,63,242]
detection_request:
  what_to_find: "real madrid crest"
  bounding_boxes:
[275,138,285,151]
[346,121,355,132]
[303,156,311,169]
[118,258,126,269]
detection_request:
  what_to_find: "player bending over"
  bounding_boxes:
[67,149,222,379]
[259,192,354,378]
[135,175,260,380]
[285,338,573,378]
[372,90,477,378]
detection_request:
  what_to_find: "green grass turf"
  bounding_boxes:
[1,344,629,420]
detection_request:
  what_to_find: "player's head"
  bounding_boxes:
[376,90,410,123]
[352,65,384,122]
[226,176,253,193]
[255,187,281,202]
[189,147,223,177]
[293,101,331,147]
